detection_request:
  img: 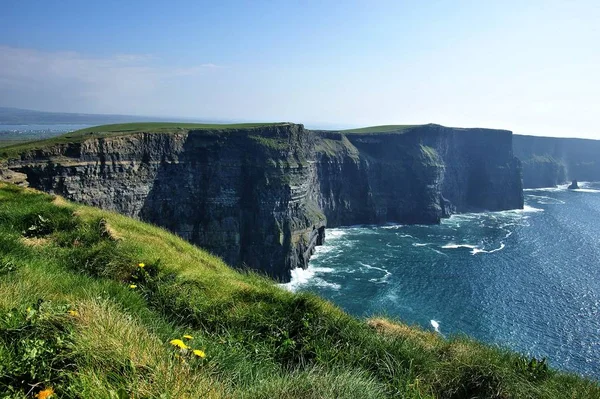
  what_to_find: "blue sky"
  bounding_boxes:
[1,0,599,137]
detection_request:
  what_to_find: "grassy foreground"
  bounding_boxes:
[0,184,598,398]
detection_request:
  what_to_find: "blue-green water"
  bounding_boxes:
[285,182,600,377]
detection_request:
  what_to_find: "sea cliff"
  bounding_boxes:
[513,135,600,188]
[1,123,523,281]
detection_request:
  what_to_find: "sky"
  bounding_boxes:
[0,0,599,138]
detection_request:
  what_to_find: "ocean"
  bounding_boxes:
[284,182,600,377]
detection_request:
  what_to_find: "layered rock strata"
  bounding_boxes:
[2,123,523,281]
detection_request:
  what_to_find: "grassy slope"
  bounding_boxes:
[0,122,287,160]
[0,184,598,398]
[0,139,29,148]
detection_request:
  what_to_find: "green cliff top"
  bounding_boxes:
[71,121,288,135]
[0,182,597,398]
[0,122,290,160]
[341,124,421,134]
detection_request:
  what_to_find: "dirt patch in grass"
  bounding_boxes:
[19,236,50,247]
[367,317,440,351]
[52,196,70,207]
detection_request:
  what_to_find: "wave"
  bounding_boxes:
[494,205,544,216]
[326,229,347,240]
[312,278,341,290]
[441,243,478,250]
[382,223,404,229]
[526,194,566,205]
[281,265,336,292]
[573,188,600,193]
[524,183,570,192]
[412,243,431,247]
[471,243,506,255]
[359,261,392,283]
[442,242,506,255]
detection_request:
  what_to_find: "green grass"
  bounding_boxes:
[70,122,287,136]
[0,183,598,398]
[0,122,288,160]
[0,139,29,148]
[341,125,422,134]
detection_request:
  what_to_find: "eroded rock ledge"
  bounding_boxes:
[2,123,523,281]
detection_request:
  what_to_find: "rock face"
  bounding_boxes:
[3,123,523,281]
[568,180,579,190]
[513,135,600,188]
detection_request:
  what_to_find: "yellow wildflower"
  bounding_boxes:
[129,284,137,289]
[37,387,55,399]
[68,310,78,317]
[138,263,145,268]
[183,334,193,340]
[169,339,189,349]
[193,349,206,358]
[26,307,32,312]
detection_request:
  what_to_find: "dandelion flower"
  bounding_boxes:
[138,263,145,268]
[68,310,78,317]
[37,387,55,399]
[193,349,206,358]
[129,284,137,289]
[183,334,193,340]
[169,339,189,349]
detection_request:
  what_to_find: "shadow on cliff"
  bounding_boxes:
[137,129,316,282]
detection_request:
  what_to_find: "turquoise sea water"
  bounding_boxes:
[285,182,600,377]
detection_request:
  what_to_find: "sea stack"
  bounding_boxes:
[568,180,579,189]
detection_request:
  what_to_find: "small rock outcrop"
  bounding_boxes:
[568,180,579,189]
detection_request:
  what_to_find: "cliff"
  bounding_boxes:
[0,122,523,281]
[513,135,600,188]
[314,125,523,226]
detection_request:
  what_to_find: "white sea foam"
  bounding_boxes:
[412,243,430,247]
[281,267,315,291]
[326,229,347,240]
[359,261,392,283]
[281,265,336,292]
[524,183,570,192]
[310,245,335,260]
[441,243,479,250]
[573,188,600,193]
[497,205,544,216]
[441,241,506,255]
[430,320,440,333]
[526,194,566,205]
[522,205,545,213]
[312,278,341,290]
[382,223,403,229]
[471,242,506,255]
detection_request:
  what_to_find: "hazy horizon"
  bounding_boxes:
[1,1,599,139]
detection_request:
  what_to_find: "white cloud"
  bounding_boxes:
[0,45,221,115]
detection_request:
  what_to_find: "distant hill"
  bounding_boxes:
[0,107,222,125]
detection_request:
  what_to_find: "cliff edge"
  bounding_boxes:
[0,122,523,281]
